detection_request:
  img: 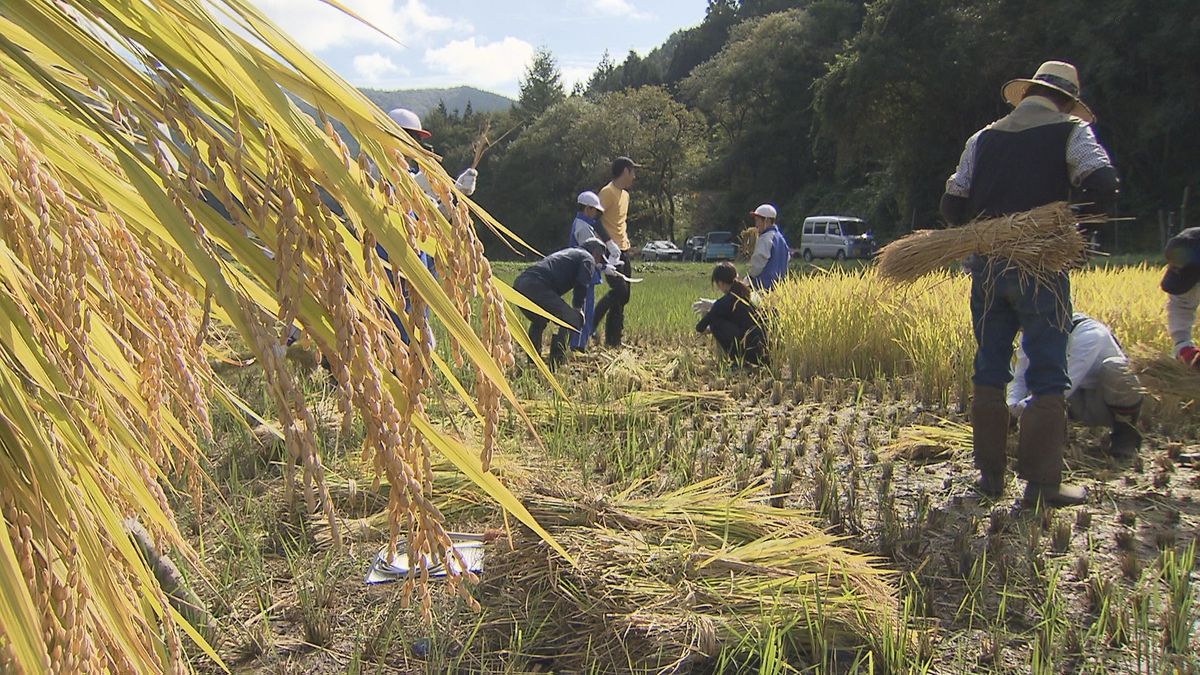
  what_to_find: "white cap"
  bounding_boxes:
[750,204,777,220]
[577,190,604,212]
[387,108,431,139]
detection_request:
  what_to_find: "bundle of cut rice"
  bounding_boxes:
[880,419,972,462]
[473,479,915,672]
[876,202,1086,284]
[1128,347,1200,428]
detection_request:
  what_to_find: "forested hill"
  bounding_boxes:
[359,86,513,117]
[413,0,1199,256]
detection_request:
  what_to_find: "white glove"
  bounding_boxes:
[692,298,714,315]
[605,240,622,260]
[1009,398,1028,419]
[455,168,478,196]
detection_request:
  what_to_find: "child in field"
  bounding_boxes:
[695,262,766,366]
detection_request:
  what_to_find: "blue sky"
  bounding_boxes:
[251,0,709,98]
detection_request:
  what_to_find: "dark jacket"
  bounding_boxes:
[515,248,597,299]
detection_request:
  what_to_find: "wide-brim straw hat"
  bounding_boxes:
[1001,60,1094,123]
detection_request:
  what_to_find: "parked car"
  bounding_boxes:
[685,235,707,261]
[640,240,684,261]
[701,231,737,262]
[798,216,876,262]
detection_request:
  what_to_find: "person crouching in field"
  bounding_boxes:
[695,262,766,366]
[1007,313,1143,459]
[1161,228,1200,368]
[514,238,608,366]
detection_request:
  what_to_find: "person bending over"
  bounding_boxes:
[1161,228,1200,367]
[1008,313,1142,459]
[513,238,607,366]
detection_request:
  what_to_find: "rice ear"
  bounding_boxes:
[876,202,1086,284]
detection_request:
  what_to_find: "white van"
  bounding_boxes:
[799,216,876,262]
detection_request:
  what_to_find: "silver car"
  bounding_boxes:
[640,240,684,261]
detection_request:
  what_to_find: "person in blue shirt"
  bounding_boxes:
[567,191,605,352]
[746,204,789,291]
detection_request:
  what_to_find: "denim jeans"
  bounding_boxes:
[970,260,1071,395]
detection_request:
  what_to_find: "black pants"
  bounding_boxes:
[513,276,582,362]
[710,319,767,366]
[593,250,631,347]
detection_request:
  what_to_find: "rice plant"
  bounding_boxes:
[0,1,554,669]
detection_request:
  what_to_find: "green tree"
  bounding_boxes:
[517,47,566,121]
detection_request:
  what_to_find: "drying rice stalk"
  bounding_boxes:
[521,389,729,424]
[475,479,913,672]
[1129,347,1200,426]
[880,419,973,462]
[876,202,1086,284]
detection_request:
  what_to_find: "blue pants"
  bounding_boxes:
[970,261,1071,395]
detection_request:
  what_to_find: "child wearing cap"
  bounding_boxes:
[695,262,767,366]
[567,191,605,352]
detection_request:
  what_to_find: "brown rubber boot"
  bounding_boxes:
[1018,394,1087,507]
[971,385,1009,498]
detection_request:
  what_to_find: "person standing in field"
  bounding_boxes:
[1007,314,1143,458]
[745,204,790,292]
[593,156,640,348]
[567,191,605,352]
[513,238,608,366]
[941,60,1119,507]
[1160,228,1200,368]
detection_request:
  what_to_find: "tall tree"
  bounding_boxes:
[517,47,566,121]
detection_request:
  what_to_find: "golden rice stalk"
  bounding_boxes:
[0,1,562,671]
[876,202,1085,284]
[880,419,973,462]
[1128,346,1200,427]
[474,479,913,672]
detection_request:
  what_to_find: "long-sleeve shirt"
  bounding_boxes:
[1167,284,1200,355]
[945,97,1112,199]
[747,225,790,291]
[569,213,599,248]
[1008,316,1124,410]
[517,248,597,300]
[696,291,757,334]
[599,182,631,251]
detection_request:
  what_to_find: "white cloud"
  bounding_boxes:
[252,0,463,52]
[423,37,535,90]
[352,52,409,83]
[561,65,594,91]
[591,0,650,19]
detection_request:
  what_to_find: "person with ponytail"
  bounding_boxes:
[695,262,766,365]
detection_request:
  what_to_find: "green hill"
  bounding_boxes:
[359,86,513,117]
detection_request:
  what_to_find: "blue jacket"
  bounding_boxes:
[749,225,789,291]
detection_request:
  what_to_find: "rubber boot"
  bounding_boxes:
[1018,394,1087,507]
[1107,402,1142,459]
[971,386,1009,499]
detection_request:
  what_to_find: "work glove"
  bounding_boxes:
[455,168,478,196]
[691,298,714,315]
[1009,398,1028,419]
[1177,344,1200,369]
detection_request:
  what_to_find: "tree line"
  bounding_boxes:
[422,0,1198,256]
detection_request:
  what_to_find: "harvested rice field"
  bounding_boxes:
[184,261,1200,674]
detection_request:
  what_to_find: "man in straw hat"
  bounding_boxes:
[941,60,1119,507]
[1161,227,1200,367]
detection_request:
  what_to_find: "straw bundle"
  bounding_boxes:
[879,419,972,462]
[1128,347,1200,428]
[474,480,911,672]
[876,202,1086,284]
